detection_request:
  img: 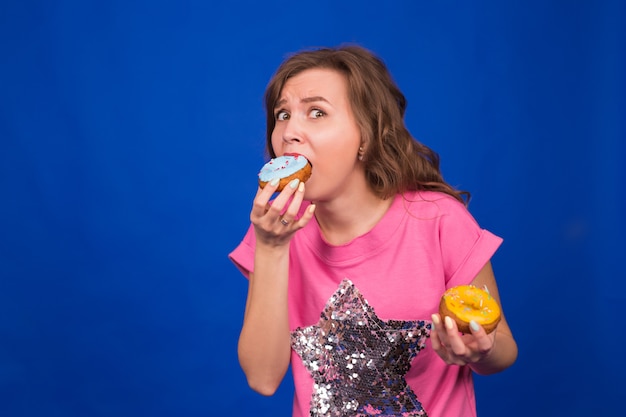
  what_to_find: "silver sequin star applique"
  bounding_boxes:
[291,279,432,417]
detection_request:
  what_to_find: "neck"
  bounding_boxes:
[312,189,394,246]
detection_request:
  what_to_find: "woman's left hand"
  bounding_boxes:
[429,314,496,366]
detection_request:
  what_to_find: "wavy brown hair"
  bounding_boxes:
[264,44,470,206]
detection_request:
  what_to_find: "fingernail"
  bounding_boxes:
[470,320,480,332]
[270,178,279,186]
[444,316,454,330]
[289,179,300,189]
[298,182,304,192]
[308,204,316,214]
[431,314,440,330]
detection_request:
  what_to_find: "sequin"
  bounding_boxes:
[291,279,432,416]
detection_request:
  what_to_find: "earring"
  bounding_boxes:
[358,146,364,161]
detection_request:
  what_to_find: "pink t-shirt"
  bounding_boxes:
[229,191,503,417]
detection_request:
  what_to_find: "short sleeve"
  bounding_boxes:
[228,224,256,279]
[438,198,503,287]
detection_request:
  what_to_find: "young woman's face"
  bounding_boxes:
[270,68,363,202]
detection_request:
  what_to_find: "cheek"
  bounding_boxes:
[314,155,355,181]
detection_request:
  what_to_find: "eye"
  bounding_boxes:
[275,110,290,121]
[309,108,326,119]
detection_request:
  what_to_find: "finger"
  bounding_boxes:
[431,314,463,365]
[267,179,302,218]
[469,320,494,355]
[431,314,455,355]
[251,179,281,218]
[444,316,469,357]
[298,202,316,227]
[280,181,305,222]
[283,182,314,226]
[252,179,299,227]
[429,314,444,351]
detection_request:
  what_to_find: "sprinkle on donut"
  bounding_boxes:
[438,284,501,334]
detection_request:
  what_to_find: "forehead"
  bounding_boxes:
[279,68,348,100]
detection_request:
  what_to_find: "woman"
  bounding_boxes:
[229,44,517,417]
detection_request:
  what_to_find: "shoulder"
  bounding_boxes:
[399,190,471,220]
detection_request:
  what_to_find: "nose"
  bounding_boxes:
[281,117,304,144]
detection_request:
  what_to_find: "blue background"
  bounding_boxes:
[1,0,624,416]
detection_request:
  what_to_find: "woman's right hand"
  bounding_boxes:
[250,178,316,247]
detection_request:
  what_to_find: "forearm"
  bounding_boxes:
[238,244,292,395]
[467,263,518,375]
[469,324,518,375]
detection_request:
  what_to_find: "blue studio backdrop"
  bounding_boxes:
[1,1,624,416]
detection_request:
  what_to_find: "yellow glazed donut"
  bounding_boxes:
[439,284,501,334]
[258,153,312,192]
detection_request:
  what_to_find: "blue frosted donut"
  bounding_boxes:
[258,153,312,191]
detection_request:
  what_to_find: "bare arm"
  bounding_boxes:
[238,246,291,395]
[237,179,315,395]
[431,261,518,375]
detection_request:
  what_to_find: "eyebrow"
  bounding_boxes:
[274,96,329,109]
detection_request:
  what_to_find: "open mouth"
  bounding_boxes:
[284,152,312,168]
